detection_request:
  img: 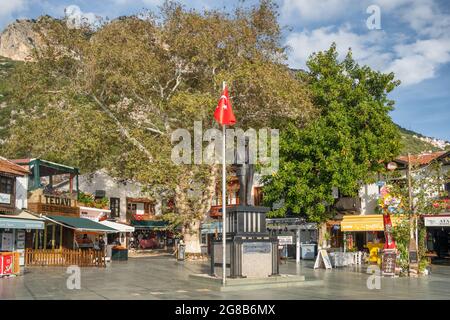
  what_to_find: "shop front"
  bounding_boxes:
[130,220,172,250]
[43,215,116,249]
[0,211,45,275]
[424,214,450,261]
[266,218,318,262]
[340,214,404,263]
[99,220,135,252]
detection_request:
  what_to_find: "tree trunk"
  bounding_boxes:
[183,221,202,254]
[175,165,218,255]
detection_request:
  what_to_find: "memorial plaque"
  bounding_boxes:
[243,242,271,254]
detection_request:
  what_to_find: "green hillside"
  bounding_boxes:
[0,56,20,141]
[398,125,448,154]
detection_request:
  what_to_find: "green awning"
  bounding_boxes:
[131,220,169,229]
[46,215,116,233]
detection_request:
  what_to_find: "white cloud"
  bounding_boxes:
[386,38,450,85]
[0,0,26,17]
[286,25,450,86]
[286,26,391,70]
[64,5,104,29]
[285,0,450,86]
[281,0,355,22]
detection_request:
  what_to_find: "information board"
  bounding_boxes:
[382,250,397,276]
[277,236,293,245]
[314,249,332,269]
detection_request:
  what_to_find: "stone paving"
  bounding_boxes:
[1,256,450,300]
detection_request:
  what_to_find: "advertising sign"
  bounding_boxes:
[277,235,293,245]
[383,213,396,250]
[0,254,13,275]
[80,206,110,222]
[1,232,14,251]
[0,193,11,204]
[382,250,397,276]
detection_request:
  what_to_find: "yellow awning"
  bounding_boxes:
[341,214,405,232]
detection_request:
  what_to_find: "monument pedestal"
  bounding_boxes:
[211,206,279,278]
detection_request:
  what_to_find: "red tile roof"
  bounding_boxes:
[0,157,30,176]
[10,158,33,164]
[395,151,447,166]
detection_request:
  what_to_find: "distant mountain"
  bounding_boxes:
[398,125,450,155]
[0,19,45,61]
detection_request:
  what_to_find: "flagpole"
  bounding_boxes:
[222,81,227,286]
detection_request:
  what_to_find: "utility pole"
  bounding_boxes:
[407,153,418,277]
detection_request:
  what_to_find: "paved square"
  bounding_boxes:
[1,257,449,299]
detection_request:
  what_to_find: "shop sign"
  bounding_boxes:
[424,216,450,227]
[79,206,110,222]
[32,194,79,216]
[44,195,72,207]
[0,193,11,204]
[277,235,293,245]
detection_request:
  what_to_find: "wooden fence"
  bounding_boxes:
[25,249,106,267]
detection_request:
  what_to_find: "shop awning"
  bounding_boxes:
[131,220,168,229]
[0,210,44,230]
[341,214,404,232]
[99,220,135,233]
[45,215,116,233]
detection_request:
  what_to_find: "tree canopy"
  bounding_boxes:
[0,0,313,252]
[262,44,401,222]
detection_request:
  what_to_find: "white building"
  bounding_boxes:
[70,169,163,223]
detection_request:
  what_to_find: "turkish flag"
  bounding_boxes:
[214,85,236,126]
[383,213,396,250]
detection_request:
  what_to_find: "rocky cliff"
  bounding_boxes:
[0,19,43,61]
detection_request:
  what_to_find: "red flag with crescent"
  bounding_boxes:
[214,85,236,126]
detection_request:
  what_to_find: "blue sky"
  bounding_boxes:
[1,0,449,141]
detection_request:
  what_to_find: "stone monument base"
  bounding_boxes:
[189,273,322,292]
